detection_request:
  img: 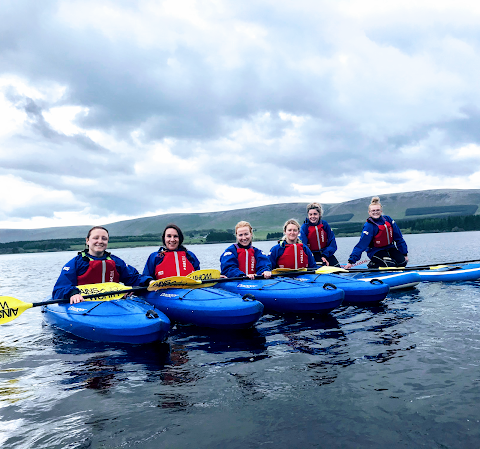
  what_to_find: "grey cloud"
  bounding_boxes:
[1,1,480,226]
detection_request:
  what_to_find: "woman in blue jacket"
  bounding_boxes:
[345,196,409,269]
[299,202,339,266]
[220,221,272,279]
[269,219,317,270]
[143,224,200,279]
[53,226,152,304]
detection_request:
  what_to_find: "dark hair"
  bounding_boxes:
[87,226,109,239]
[162,224,185,248]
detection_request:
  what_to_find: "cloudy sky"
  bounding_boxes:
[1,0,480,229]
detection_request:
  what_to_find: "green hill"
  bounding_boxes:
[1,188,480,244]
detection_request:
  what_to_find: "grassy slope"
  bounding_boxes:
[1,188,480,244]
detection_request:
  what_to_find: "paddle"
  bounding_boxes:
[0,283,133,325]
[338,265,457,273]
[0,280,178,325]
[339,258,480,273]
[149,268,341,290]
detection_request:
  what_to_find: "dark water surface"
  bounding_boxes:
[1,232,479,448]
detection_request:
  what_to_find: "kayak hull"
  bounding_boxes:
[347,271,422,290]
[213,278,344,314]
[142,287,264,329]
[42,297,170,344]
[417,263,480,282]
[294,273,389,303]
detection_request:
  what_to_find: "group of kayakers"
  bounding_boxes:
[53,195,408,304]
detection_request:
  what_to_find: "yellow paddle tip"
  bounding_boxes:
[315,266,348,274]
[78,282,132,301]
[272,268,308,275]
[0,296,33,325]
[148,276,201,290]
[187,269,221,281]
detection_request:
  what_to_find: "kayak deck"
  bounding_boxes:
[294,273,389,303]
[142,287,264,329]
[42,297,170,344]
[213,278,344,314]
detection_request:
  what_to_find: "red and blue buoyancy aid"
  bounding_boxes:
[277,243,309,269]
[154,250,195,279]
[77,251,120,285]
[307,223,328,251]
[367,218,394,248]
[235,244,256,275]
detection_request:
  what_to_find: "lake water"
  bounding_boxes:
[0,232,479,448]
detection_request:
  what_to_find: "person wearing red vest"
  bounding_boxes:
[269,219,317,269]
[299,202,339,266]
[52,226,153,304]
[345,196,409,269]
[143,224,200,279]
[220,221,272,279]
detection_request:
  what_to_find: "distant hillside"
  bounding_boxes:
[1,188,480,243]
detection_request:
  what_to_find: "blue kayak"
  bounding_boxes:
[294,273,389,303]
[416,263,480,282]
[142,287,264,329]
[345,271,422,290]
[42,297,170,344]
[213,278,344,314]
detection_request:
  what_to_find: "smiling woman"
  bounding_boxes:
[345,196,409,269]
[220,221,272,279]
[142,224,200,279]
[52,226,154,304]
[269,218,317,270]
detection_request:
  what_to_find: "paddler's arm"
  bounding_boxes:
[303,245,318,269]
[320,221,338,259]
[268,244,283,269]
[52,255,87,303]
[347,222,375,267]
[254,248,272,278]
[220,246,246,278]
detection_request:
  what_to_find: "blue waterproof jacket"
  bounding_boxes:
[52,252,152,300]
[348,215,408,264]
[143,247,201,278]
[220,243,271,278]
[299,219,337,258]
[268,242,317,269]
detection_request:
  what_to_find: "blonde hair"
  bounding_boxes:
[368,196,382,211]
[306,202,323,219]
[235,221,253,238]
[281,218,301,243]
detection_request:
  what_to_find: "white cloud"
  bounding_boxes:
[1,0,480,230]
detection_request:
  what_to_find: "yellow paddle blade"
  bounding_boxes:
[148,276,201,290]
[429,265,449,270]
[78,282,131,301]
[187,269,221,280]
[0,296,33,324]
[272,268,308,275]
[315,266,348,274]
[186,269,221,288]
